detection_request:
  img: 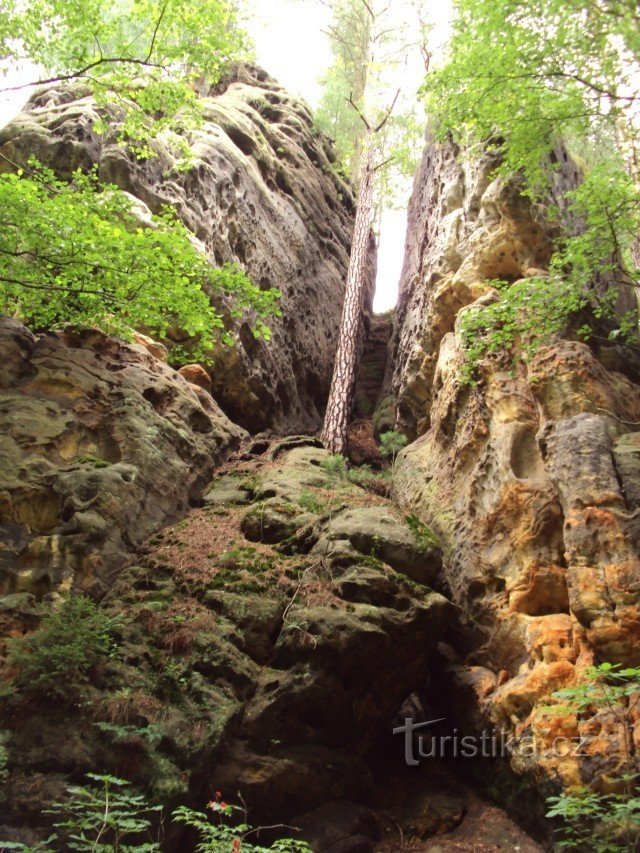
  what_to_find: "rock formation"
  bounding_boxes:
[0,437,453,846]
[391,133,640,794]
[0,64,372,433]
[0,318,245,599]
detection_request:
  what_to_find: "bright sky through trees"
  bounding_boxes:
[0,1,453,312]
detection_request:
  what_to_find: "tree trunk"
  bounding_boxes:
[322,133,375,455]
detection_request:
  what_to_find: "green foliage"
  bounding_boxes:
[551,663,640,714]
[93,722,163,747]
[545,664,640,851]
[173,800,311,852]
[378,429,408,462]
[8,596,120,702]
[0,161,280,361]
[0,0,248,159]
[319,453,348,484]
[318,454,389,494]
[546,787,640,852]
[346,464,390,494]
[314,0,427,201]
[0,774,162,852]
[49,774,162,852]
[424,0,640,376]
[0,776,311,852]
[297,490,326,515]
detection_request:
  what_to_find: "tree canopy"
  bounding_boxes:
[314,0,428,202]
[0,0,248,156]
[0,162,279,362]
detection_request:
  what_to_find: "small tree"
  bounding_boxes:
[7,595,120,703]
[379,429,408,464]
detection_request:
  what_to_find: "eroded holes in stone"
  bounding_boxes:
[234,239,246,265]
[188,408,213,435]
[142,384,176,414]
[510,428,546,480]
[58,426,122,466]
[276,380,292,414]
[239,323,261,360]
[275,170,294,197]
[32,573,52,599]
[468,579,486,599]
[226,126,255,156]
[12,490,60,534]
[60,502,75,523]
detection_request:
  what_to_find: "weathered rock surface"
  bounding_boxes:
[391,134,582,438]
[0,64,373,433]
[0,317,245,598]
[390,135,640,795]
[323,506,441,585]
[0,439,451,842]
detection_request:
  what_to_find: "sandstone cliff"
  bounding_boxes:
[0,64,369,433]
[391,133,640,794]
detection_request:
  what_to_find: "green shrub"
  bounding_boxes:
[545,664,640,852]
[173,798,311,852]
[0,773,162,852]
[319,454,348,483]
[297,491,326,514]
[8,596,120,702]
[346,465,391,495]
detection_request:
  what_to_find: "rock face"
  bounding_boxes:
[391,134,581,438]
[0,64,370,433]
[0,438,451,843]
[390,135,640,793]
[0,318,245,599]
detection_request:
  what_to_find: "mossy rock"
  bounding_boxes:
[240,499,314,544]
[325,506,442,585]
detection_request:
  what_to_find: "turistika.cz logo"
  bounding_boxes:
[393,717,511,765]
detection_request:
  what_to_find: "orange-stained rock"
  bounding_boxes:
[391,135,640,799]
[178,363,212,393]
[132,331,168,362]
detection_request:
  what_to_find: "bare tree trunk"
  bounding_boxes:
[322,133,375,454]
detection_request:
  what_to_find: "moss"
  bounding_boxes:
[75,454,111,468]
[405,514,440,550]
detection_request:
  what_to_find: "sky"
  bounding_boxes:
[0,0,453,312]
[246,0,452,311]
